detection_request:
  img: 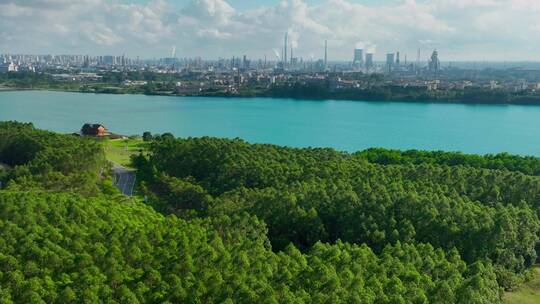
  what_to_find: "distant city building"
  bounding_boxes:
[290,57,298,67]
[316,59,326,72]
[163,57,177,65]
[365,53,374,70]
[386,53,395,73]
[242,55,250,69]
[283,32,288,67]
[324,40,328,70]
[353,48,364,66]
[103,55,115,65]
[0,62,18,73]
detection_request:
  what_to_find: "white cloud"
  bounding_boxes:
[0,0,539,60]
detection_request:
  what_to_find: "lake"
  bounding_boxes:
[1,90,539,156]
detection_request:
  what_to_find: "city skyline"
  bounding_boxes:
[2,0,540,61]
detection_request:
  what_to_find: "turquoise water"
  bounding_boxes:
[1,90,539,156]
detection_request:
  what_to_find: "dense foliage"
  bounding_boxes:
[0,192,503,303]
[1,122,538,302]
[356,148,540,176]
[0,121,109,195]
[135,137,540,291]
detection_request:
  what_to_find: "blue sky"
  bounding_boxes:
[1,0,540,61]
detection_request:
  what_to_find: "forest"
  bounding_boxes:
[1,121,540,303]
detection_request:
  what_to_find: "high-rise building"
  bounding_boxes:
[242,55,249,69]
[396,52,400,66]
[103,55,114,65]
[283,32,288,67]
[365,53,374,70]
[386,53,395,73]
[163,57,177,65]
[417,49,421,70]
[353,48,364,65]
[290,46,293,66]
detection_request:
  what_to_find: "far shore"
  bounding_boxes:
[2,86,540,106]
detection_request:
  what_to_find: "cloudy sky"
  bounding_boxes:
[1,0,539,61]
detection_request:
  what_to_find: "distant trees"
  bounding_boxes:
[356,148,540,177]
[160,133,175,141]
[142,131,153,142]
[149,132,175,142]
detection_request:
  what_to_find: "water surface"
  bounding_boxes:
[1,91,539,156]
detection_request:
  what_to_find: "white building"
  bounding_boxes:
[0,62,18,73]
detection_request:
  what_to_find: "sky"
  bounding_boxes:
[1,0,539,61]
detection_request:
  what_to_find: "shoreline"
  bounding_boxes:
[2,90,540,157]
[2,86,540,106]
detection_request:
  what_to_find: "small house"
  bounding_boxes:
[81,123,108,137]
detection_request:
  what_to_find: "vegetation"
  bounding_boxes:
[0,191,507,304]
[267,81,540,104]
[104,138,149,168]
[504,266,540,304]
[4,71,540,104]
[1,121,540,302]
[356,148,540,176]
[0,121,110,195]
[134,137,540,292]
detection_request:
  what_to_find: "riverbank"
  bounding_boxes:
[2,90,540,156]
[3,84,540,106]
[0,86,34,92]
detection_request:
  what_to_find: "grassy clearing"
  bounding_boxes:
[104,138,149,168]
[504,266,540,304]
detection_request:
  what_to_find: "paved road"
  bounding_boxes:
[112,165,136,196]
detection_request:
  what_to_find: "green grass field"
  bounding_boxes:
[104,138,149,168]
[504,266,540,304]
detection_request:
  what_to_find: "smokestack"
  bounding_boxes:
[284,32,288,66]
[324,40,328,68]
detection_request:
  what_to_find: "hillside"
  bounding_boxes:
[2,121,540,303]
